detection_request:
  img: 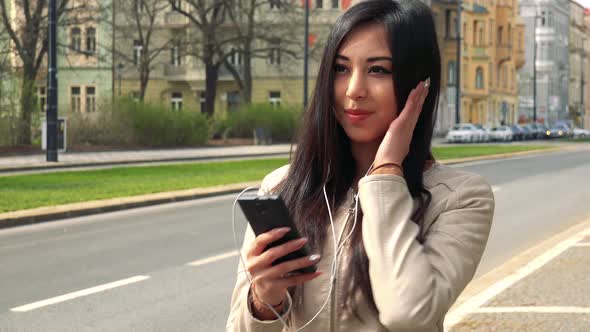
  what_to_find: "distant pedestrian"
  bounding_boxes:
[227,0,495,331]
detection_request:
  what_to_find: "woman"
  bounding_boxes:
[227,0,495,331]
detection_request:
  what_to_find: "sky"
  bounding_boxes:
[575,0,590,9]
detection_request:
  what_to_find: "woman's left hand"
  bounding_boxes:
[373,78,430,168]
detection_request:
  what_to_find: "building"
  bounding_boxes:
[585,9,590,128]
[518,0,570,126]
[569,0,587,128]
[432,0,525,132]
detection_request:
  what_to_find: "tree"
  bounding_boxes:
[113,0,176,102]
[0,0,95,145]
[168,0,244,116]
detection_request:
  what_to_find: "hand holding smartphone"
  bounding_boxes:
[238,194,318,274]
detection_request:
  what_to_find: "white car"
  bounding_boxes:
[489,126,513,142]
[446,123,478,143]
[474,124,490,142]
[573,127,590,138]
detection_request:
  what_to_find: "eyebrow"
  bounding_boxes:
[335,54,393,62]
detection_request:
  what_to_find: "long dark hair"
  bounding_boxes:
[276,0,441,315]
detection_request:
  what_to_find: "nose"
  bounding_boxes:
[345,70,367,101]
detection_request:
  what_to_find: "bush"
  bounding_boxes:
[67,98,209,148]
[226,103,301,142]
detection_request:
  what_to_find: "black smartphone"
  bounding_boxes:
[237,194,317,274]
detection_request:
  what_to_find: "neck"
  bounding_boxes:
[350,139,381,184]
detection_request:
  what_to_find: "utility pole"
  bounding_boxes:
[532,13,538,122]
[46,0,58,162]
[303,0,309,109]
[455,0,462,124]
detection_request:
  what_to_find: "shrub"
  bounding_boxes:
[226,103,301,142]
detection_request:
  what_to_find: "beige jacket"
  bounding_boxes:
[227,162,495,332]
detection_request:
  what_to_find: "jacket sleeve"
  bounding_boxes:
[358,173,494,331]
[226,167,293,332]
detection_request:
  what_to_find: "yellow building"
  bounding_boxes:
[433,0,525,129]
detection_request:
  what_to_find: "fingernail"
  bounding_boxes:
[424,77,431,89]
[309,254,321,261]
[275,227,290,234]
[298,237,308,243]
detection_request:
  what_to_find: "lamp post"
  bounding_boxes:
[46,0,58,162]
[455,0,462,124]
[532,13,542,123]
[303,0,309,109]
[117,63,124,97]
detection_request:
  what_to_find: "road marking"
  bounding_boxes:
[10,275,150,312]
[573,243,590,247]
[491,186,501,193]
[475,306,590,314]
[187,250,239,267]
[445,227,590,330]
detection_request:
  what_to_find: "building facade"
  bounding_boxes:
[518,0,570,126]
[433,0,525,133]
[569,0,587,128]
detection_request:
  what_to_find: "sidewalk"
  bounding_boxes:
[0,144,293,173]
[446,217,590,331]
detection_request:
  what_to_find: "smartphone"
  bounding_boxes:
[237,194,317,274]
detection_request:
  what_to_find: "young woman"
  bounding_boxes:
[227,0,495,331]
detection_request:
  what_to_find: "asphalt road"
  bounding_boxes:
[1,148,589,331]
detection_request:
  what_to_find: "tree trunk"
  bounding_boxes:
[18,67,36,145]
[243,40,253,104]
[139,64,150,102]
[204,61,219,116]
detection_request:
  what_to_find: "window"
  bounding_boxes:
[171,44,181,66]
[198,91,206,113]
[171,92,183,111]
[71,27,81,52]
[541,11,546,26]
[86,87,96,113]
[447,61,456,85]
[445,10,451,37]
[133,40,143,66]
[269,91,281,107]
[171,0,181,10]
[227,91,242,111]
[475,67,484,89]
[135,0,144,14]
[507,25,512,46]
[268,40,281,65]
[71,87,81,113]
[270,0,281,9]
[38,87,46,112]
[86,28,96,54]
[497,26,503,46]
[229,48,242,66]
[316,0,323,9]
[472,21,477,45]
[331,0,338,9]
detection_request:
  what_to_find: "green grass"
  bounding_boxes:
[0,144,554,213]
[431,145,553,160]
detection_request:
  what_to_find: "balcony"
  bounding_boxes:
[164,12,189,28]
[470,46,490,59]
[496,45,511,62]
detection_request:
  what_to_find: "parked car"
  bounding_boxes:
[523,123,542,139]
[510,125,525,141]
[545,126,568,139]
[474,124,490,142]
[446,123,478,143]
[573,127,590,138]
[520,125,535,140]
[489,126,513,142]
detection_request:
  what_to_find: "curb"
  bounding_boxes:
[0,145,577,229]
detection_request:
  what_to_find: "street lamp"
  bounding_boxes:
[532,12,542,123]
[117,63,124,97]
[455,0,462,124]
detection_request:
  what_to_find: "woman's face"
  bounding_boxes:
[333,23,397,144]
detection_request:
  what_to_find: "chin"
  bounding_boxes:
[342,126,385,144]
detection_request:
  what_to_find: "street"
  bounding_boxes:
[1,148,590,331]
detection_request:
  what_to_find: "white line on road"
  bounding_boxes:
[475,306,590,314]
[10,275,150,312]
[187,250,239,267]
[444,227,590,330]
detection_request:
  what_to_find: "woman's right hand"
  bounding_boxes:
[246,227,322,315]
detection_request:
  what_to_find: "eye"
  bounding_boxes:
[369,66,392,74]
[334,64,348,74]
